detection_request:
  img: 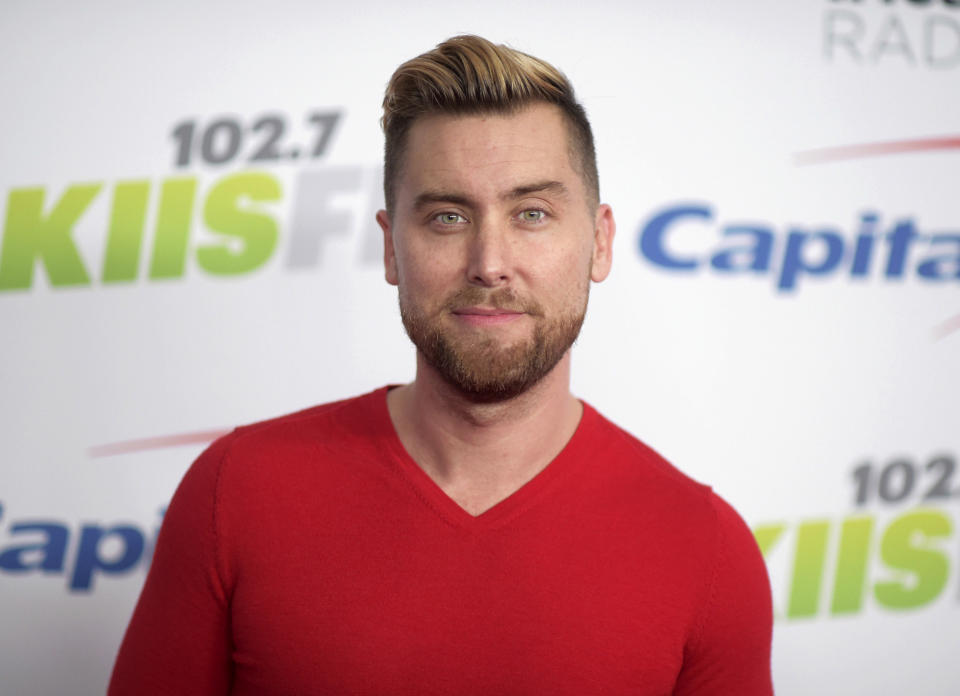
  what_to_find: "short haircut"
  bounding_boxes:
[381,35,599,215]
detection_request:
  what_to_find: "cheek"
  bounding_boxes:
[533,243,592,292]
[396,244,462,306]
[397,233,465,275]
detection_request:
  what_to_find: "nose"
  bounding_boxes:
[466,220,511,287]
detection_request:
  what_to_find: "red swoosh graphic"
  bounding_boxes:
[88,429,229,457]
[933,313,960,342]
[796,135,960,165]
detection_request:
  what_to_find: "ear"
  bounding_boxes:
[590,203,615,282]
[377,209,399,286]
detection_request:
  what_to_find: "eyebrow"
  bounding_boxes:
[504,180,569,201]
[412,180,570,211]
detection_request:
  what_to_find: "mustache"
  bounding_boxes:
[443,287,544,317]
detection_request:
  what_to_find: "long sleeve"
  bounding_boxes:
[673,493,774,695]
[108,435,234,695]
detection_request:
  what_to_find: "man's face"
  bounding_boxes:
[377,102,614,401]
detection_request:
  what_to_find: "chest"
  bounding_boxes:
[226,507,703,695]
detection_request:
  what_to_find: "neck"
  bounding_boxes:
[386,352,582,515]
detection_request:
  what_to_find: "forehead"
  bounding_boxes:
[397,103,582,204]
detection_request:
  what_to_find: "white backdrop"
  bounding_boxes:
[1,1,958,694]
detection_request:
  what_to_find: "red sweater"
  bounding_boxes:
[109,387,773,695]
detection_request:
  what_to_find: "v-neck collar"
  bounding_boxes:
[366,385,598,531]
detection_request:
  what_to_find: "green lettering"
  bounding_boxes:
[831,516,873,615]
[197,172,280,276]
[753,523,787,557]
[102,180,150,283]
[874,510,951,610]
[0,184,100,290]
[787,520,830,618]
[149,178,196,279]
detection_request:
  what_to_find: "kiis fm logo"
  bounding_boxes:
[0,169,384,290]
[0,109,385,291]
[754,451,960,620]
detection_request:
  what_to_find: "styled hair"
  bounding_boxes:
[381,35,598,214]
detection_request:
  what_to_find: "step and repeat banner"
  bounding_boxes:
[1,1,957,694]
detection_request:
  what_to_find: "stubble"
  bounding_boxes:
[399,285,588,403]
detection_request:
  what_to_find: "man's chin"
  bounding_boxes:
[435,366,547,404]
[402,301,586,404]
[421,338,554,403]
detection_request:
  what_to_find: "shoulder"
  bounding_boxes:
[580,407,773,692]
[579,403,716,518]
[205,386,390,463]
[171,387,398,566]
[676,492,774,693]
[578,403,766,587]
[179,386,393,504]
[234,386,388,446]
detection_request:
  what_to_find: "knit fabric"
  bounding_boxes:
[109,387,773,695]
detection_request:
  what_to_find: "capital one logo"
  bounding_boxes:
[637,205,959,292]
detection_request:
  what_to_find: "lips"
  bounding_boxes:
[451,306,526,326]
[452,306,524,317]
[441,287,543,321]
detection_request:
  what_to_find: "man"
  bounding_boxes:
[109,35,773,694]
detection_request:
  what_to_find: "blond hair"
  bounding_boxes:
[381,35,599,213]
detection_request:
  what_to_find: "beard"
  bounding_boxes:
[399,285,588,403]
